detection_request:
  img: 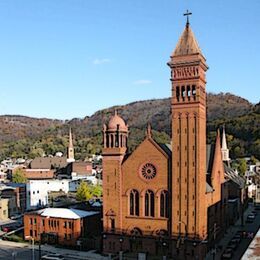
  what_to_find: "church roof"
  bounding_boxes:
[206,144,246,188]
[107,111,128,131]
[206,144,215,175]
[172,24,203,57]
[223,162,246,188]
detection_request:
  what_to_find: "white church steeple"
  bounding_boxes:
[221,126,230,162]
[67,127,75,163]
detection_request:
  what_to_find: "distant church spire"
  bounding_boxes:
[146,123,152,138]
[221,125,230,162]
[67,127,75,163]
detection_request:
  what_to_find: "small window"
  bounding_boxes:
[30,230,33,236]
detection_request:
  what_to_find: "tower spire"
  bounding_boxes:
[221,125,230,162]
[67,127,75,163]
[222,125,227,150]
[69,127,73,148]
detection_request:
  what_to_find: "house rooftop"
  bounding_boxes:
[28,208,98,219]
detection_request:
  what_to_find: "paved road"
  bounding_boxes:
[0,244,80,260]
[0,240,106,260]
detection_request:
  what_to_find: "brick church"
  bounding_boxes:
[102,15,230,259]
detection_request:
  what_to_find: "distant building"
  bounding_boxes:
[220,128,248,224]
[0,199,9,220]
[26,179,70,210]
[0,186,19,218]
[5,183,26,214]
[24,208,100,247]
[26,178,86,210]
[29,157,67,170]
[21,168,54,180]
[255,184,260,204]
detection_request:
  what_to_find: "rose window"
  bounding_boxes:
[141,163,157,180]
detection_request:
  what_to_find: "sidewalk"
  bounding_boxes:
[205,204,252,260]
[0,240,107,260]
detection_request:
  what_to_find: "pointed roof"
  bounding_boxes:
[222,126,228,150]
[69,127,73,148]
[172,24,203,57]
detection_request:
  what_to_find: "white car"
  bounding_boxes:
[41,254,64,260]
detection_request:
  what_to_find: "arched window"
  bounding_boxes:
[160,190,169,218]
[145,190,154,217]
[130,190,139,216]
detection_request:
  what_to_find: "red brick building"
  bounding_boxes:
[24,208,100,247]
[21,168,54,180]
[102,17,230,259]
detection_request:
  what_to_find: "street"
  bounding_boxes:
[0,244,77,260]
[207,203,260,260]
[0,241,105,260]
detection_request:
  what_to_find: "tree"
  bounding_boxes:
[237,158,247,176]
[76,181,92,202]
[12,169,27,183]
[91,185,103,198]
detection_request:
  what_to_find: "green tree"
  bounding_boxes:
[12,169,27,183]
[76,181,92,201]
[237,158,247,176]
[91,185,103,198]
[250,155,258,165]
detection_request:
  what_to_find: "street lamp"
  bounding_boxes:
[119,238,124,260]
[178,221,188,258]
[119,237,124,250]
[25,236,35,260]
[11,252,17,260]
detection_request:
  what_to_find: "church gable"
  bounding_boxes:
[122,137,170,192]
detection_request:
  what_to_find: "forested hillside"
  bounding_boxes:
[0,92,259,161]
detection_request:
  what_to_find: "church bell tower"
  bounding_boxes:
[67,127,75,163]
[168,13,209,240]
[102,111,128,233]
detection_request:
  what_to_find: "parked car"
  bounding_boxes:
[227,238,238,250]
[246,216,254,223]
[10,214,23,220]
[221,248,233,259]
[41,254,64,260]
[248,213,256,219]
[233,233,242,242]
[231,237,240,245]
[251,210,258,216]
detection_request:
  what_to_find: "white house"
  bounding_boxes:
[26,179,70,210]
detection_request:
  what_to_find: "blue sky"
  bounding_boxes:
[0,0,259,119]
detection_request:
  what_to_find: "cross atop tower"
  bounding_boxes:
[184,10,192,26]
